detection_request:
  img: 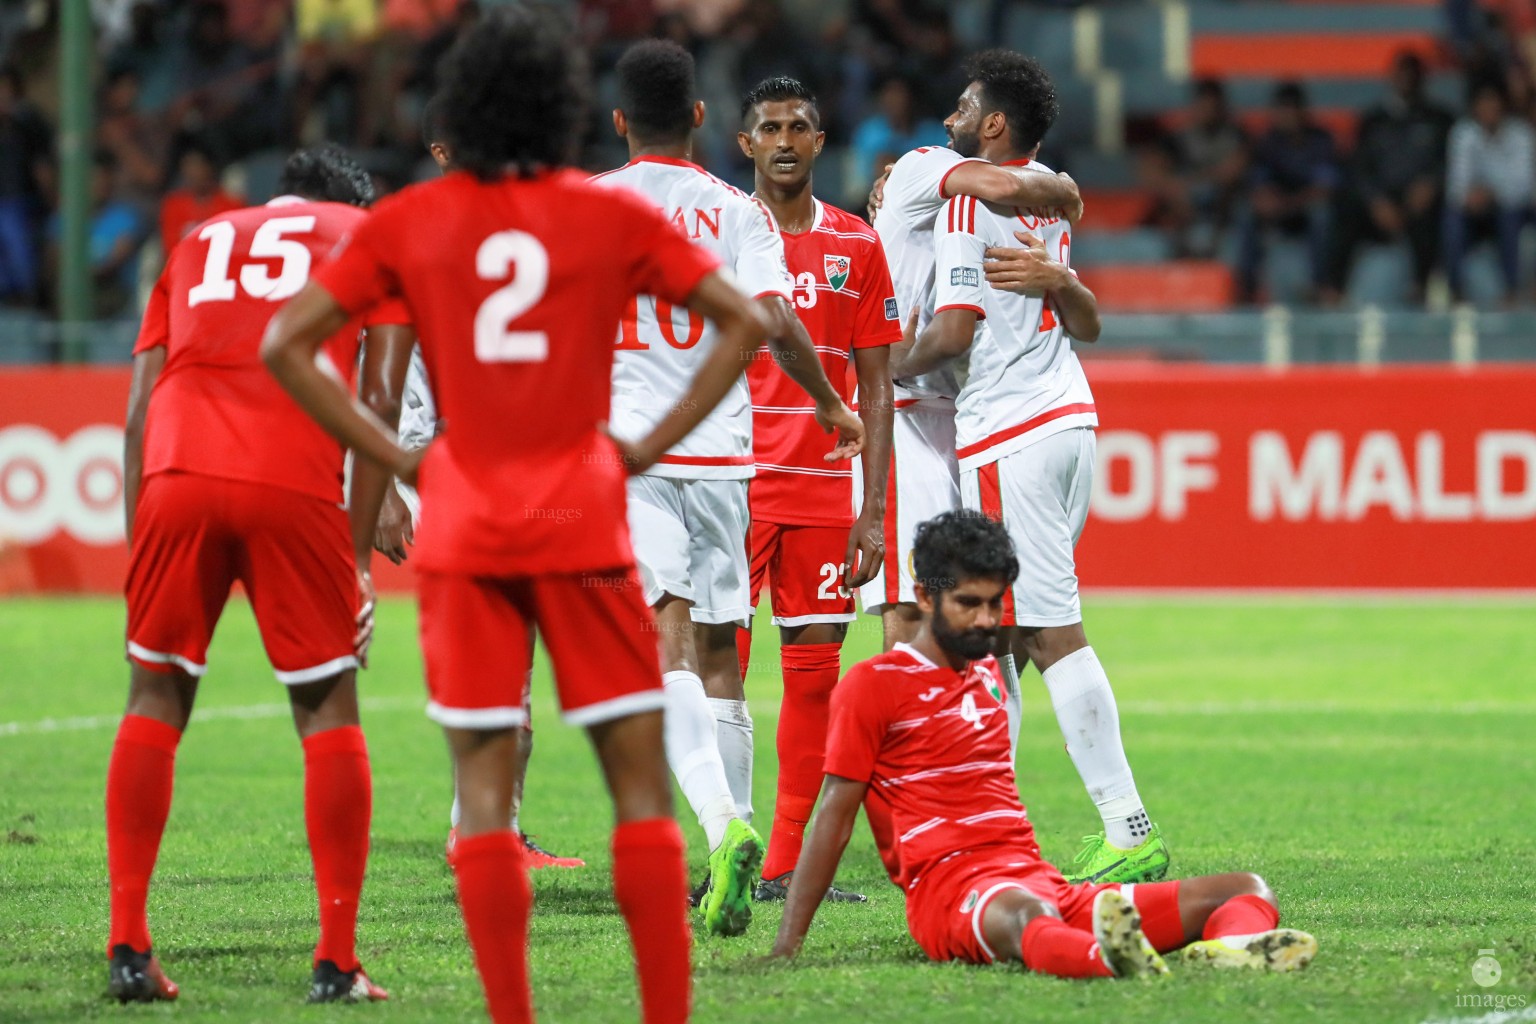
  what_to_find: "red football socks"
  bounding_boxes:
[1021,915,1114,978]
[735,626,752,683]
[302,725,371,972]
[761,643,840,880]
[612,818,691,1024]
[105,714,182,955]
[453,830,533,1023]
[1202,893,1280,940]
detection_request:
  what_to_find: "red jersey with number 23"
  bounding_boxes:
[134,197,408,505]
[745,199,901,527]
[825,643,1042,894]
[312,169,721,577]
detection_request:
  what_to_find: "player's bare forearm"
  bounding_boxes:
[263,282,416,481]
[620,272,770,473]
[1049,274,1101,343]
[351,323,417,566]
[760,295,865,460]
[944,164,1083,225]
[122,347,165,546]
[892,307,976,381]
[853,345,894,516]
[771,775,866,958]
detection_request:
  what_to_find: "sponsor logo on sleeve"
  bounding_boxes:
[884,297,899,320]
[952,267,980,288]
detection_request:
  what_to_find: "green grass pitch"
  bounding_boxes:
[3,596,1534,1022]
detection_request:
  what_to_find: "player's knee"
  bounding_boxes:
[1014,892,1059,924]
[1241,873,1279,910]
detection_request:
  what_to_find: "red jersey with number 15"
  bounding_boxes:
[312,169,721,577]
[746,199,901,526]
[134,197,409,505]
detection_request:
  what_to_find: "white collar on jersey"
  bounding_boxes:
[892,641,938,668]
[266,194,307,207]
[748,194,825,236]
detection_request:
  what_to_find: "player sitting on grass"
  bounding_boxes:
[771,510,1318,977]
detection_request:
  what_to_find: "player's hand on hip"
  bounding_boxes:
[845,508,885,589]
[373,485,414,565]
[984,232,1066,295]
[354,569,377,668]
[815,399,865,461]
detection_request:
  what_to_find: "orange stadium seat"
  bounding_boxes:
[1191,32,1440,78]
[1085,261,1236,312]
[1077,190,1153,231]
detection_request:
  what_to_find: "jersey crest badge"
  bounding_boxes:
[960,890,980,913]
[824,254,851,292]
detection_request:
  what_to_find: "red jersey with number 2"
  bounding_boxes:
[746,199,901,527]
[312,169,721,577]
[134,197,408,505]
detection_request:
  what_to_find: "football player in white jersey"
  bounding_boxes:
[893,51,1170,887]
[594,40,864,938]
[856,91,1083,654]
[352,95,585,870]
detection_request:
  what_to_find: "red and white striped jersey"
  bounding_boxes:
[873,146,986,407]
[824,643,1041,894]
[932,158,1096,472]
[593,155,794,480]
[746,198,901,526]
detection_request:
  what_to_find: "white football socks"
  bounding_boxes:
[662,670,737,850]
[708,697,754,823]
[998,652,1024,765]
[1040,646,1151,850]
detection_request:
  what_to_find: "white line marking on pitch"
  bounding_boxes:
[1418,1005,1536,1024]
[0,696,422,738]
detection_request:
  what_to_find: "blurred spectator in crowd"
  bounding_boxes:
[158,142,241,256]
[376,0,461,145]
[1175,77,1248,255]
[1444,80,1534,303]
[851,73,945,186]
[167,2,280,160]
[97,68,167,202]
[226,0,291,55]
[46,152,144,317]
[293,0,377,144]
[0,63,52,305]
[106,2,177,112]
[1236,82,1341,303]
[1135,137,1196,252]
[1322,51,1453,305]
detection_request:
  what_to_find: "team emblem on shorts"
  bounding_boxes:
[825,254,851,292]
[960,890,980,913]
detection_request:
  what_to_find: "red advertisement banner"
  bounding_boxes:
[3,364,1534,593]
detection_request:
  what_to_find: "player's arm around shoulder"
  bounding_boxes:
[942,161,1083,226]
[982,230,1101,343]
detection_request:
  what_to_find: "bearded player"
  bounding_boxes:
[265,9,778,1021]
[113,144,407,1004]
[593,40,865,937]
[733,75,899,903]
[772,511,1318,978]
[352,92,584,870]
[895,51,1168,887]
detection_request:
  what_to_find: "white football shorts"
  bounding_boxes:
[959,426,1095,628]
[855,401,961,614]
[627,475,751,626]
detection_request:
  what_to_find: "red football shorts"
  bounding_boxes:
[125,472,358,683]
[417,568,664,729]
[905,850,1184,964]
[746,521,856,626]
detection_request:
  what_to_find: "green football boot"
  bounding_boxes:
[701,818,764,937]
[1063,824,1171,884]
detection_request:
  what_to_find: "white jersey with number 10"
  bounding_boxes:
[593,155,794,480]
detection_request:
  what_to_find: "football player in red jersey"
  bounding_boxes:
[734,75,899,902]
[111,144,408,1004]
[263,9,776,1022]
[772,511,1318,977]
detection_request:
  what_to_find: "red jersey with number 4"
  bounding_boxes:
[825,643,1041,894]
[134,197,408,505]
[312,168,721,577]
[746,199,901,527]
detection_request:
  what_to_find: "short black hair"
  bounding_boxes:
[1273,80,1306,108]
[741,75,820,129]
[616,39,696,143]
[1194,77,1227,101]
[277,143,377,207]
[438,4,589,179]
[421,91,449,150]
[911,510,1019,595]
[962,50,1058,154]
